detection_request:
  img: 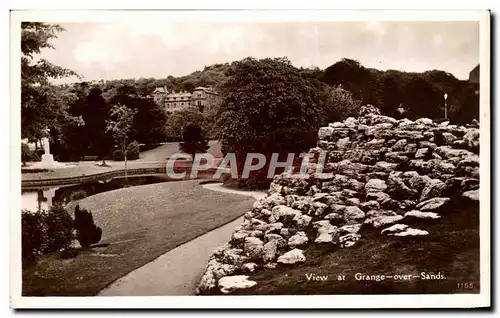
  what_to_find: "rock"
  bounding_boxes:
[381,224,409,235]
[197,258,236,294]
[242,262,258,273]
[404,210,441,220]
[393,228,429,237]
[231,231,249,247]
[264,222,283,234]
[310,202,329,216]
[364,215,403,228]
[387,175,418,199]
[442,132,458,145]
[318,127,334,140]
[415,118,434,125]
[313,220,339,243]
[218,275,257,294]
[339,223,362,235]
[420,179,446,201]
[221,248,245,265]
[264,233,287,248]
[365,179,387,192]
[262,240,278,263]
[339,233,361,248]
[416,197,450,211]
[288,231,309,248]
[336,137,350,150]
[415,148,429,159]
[323,212,344,225]
[270,205,302,223]
[374,161,398,172]
[366,191,391,202]
[463,189,479,201]
[244,237,264,260]
[344,206,366,222]
[463,128,479,149]
[360,200,381,211]
[277,248,306,265]
[293,214,312,229]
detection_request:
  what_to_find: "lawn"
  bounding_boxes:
[22,180,254,296]
[230,195,480,295]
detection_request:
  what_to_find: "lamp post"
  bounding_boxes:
[444,93,448,120]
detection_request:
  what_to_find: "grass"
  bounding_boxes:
[230,195,480,295]
[22,180,254,296]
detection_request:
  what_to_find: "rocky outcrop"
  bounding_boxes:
[196,105,480,295]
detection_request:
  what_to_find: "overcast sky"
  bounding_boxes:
[38,21,479,82]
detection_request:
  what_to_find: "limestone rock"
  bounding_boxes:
[270,205,302,223]
[393,228,429,237]
[218,275,257,294]
[277,248,306,265]
[416,197,450,211]
[264,233,287,248]
[339,223,362,235]
[381,224,409,235]
[364,214,403,228]
[420,179,446,201]
[244,237,264,260]
[463,189,479,201]
[339,233,361,248]
[404,210,441,220]
[318,127,334,140]
[288,231,309,248]
[365,178,387,192]
[262,240,278,263]
[344,206,366,222]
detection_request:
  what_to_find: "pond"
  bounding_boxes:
[21,175,172,212]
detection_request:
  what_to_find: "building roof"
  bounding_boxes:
[153,87,167,94]
[166,92,192,98]
[193,86,219,95]
[468,64,479,84]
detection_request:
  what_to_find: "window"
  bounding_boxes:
[197,100,201,106]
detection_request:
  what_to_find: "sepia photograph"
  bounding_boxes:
[10,9,490,309]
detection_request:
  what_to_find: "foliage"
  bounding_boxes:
[106,105,138,155]
[318,84,362,124]
[21,143,41,165]
[179,123,210,158]
[69,190,88,201]
[73,205,102,248]
[112,140,140,161]
[21,22,81,141]
[21,206,74,268]
[218,57,323,188]
[165,106,205,140]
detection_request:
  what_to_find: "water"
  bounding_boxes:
[21,175,171,212]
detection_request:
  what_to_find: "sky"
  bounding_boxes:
[38,21,480,82]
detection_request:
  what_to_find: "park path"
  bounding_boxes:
[97,183,266,296]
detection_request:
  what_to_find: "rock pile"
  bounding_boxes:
[196,105,480,295]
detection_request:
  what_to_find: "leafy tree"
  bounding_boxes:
[319,84,362,123]
[106,104,138,181]
[179,123,210,159]
[218,57,323,189]
[165,106,205,141]
[21,22,81,141]
[73,205,102,249]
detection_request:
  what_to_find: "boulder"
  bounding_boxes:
[380,224,409,235]
[243,237,264,260]
[416,197,450,211]
[277,248,306,265]
[270,205,302,223]
[364,215,403,228]
[264,233,287,248]
[404,210,441,220]
[339,233,362,248]
[365,178,388,192]
[420,179,446,201]
[463,189,479,201]
[288,231,309,248]
[344,206,366,222]
[218,275,257,294]
[293,214,312,229]
[262,240,278,263]
[318,127,334,140]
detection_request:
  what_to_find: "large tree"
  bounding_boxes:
[21,22,81,141]
[217,57,323,189]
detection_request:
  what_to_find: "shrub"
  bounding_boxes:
[21,143,41,165]
[69,189,88,201]
[74,205,102,248]
[112,141,140,161]
[179,123,210,158]
[21,206,74,268]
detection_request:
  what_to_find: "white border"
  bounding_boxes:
[9,9,491,309]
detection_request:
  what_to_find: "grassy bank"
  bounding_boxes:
[231,195,480,295]
[22,180,254,296]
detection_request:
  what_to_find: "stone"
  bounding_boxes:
[313,220,339,243]
[293,213,312,229]
[339,233,362,248]
[420,179,446,201]
[463,128,479,149]
[218,275,257,294]
[360,200,380,211]
[323,212,343,225]
[344,206,366,222]
[364,215,404,228]
[404,210,441,220]
[415,148,429,159]
[242,262,258,273]
[231,231,249,247]
[381,224,409,235]
[365,178,387,192]
[310,202,329,216]
[264,233,287,248]
[221,248,245,265]
[318,126,334,140]
[463,189,479,201]
[374,161,398,172]
[262,240,278,263]
[387,175,418,199]
[442,132,458,145]
[415,118,434,125]
[264,222,283,234]
[416,197,450,211]
[244,237,264,260]
[393,228,429,237]
[336,137,351,150]
[270,205,302,223]
[277,248,306,265]
[196,258,236,294]
[366,191,391,202]
[288,231,309,248]
[339,223,362,235]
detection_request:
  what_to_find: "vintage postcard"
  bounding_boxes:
[10,9,490,309]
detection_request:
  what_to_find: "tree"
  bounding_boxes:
[179,123,210,159]
[319,84,362,124]
[21,22,81,141]
[106,104,138,181]
[165,106,205,141]
[218,57,323,189]
[73,205,102,249]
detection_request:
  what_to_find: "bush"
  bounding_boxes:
[69,189,88,201]
[21,143,41,165]
[179,123,210,158]
[21,168,50,174]
[21,206,74,268]
[74,205,102,248]
[112,141,140,161]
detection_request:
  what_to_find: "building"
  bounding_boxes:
[468,64,479,95]
[153,86,221,113]
[165,91,193,112]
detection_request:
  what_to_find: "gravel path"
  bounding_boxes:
[98,183,266,296]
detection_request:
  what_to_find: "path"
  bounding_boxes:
[138,141,222,162]
[97,183,266,296]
